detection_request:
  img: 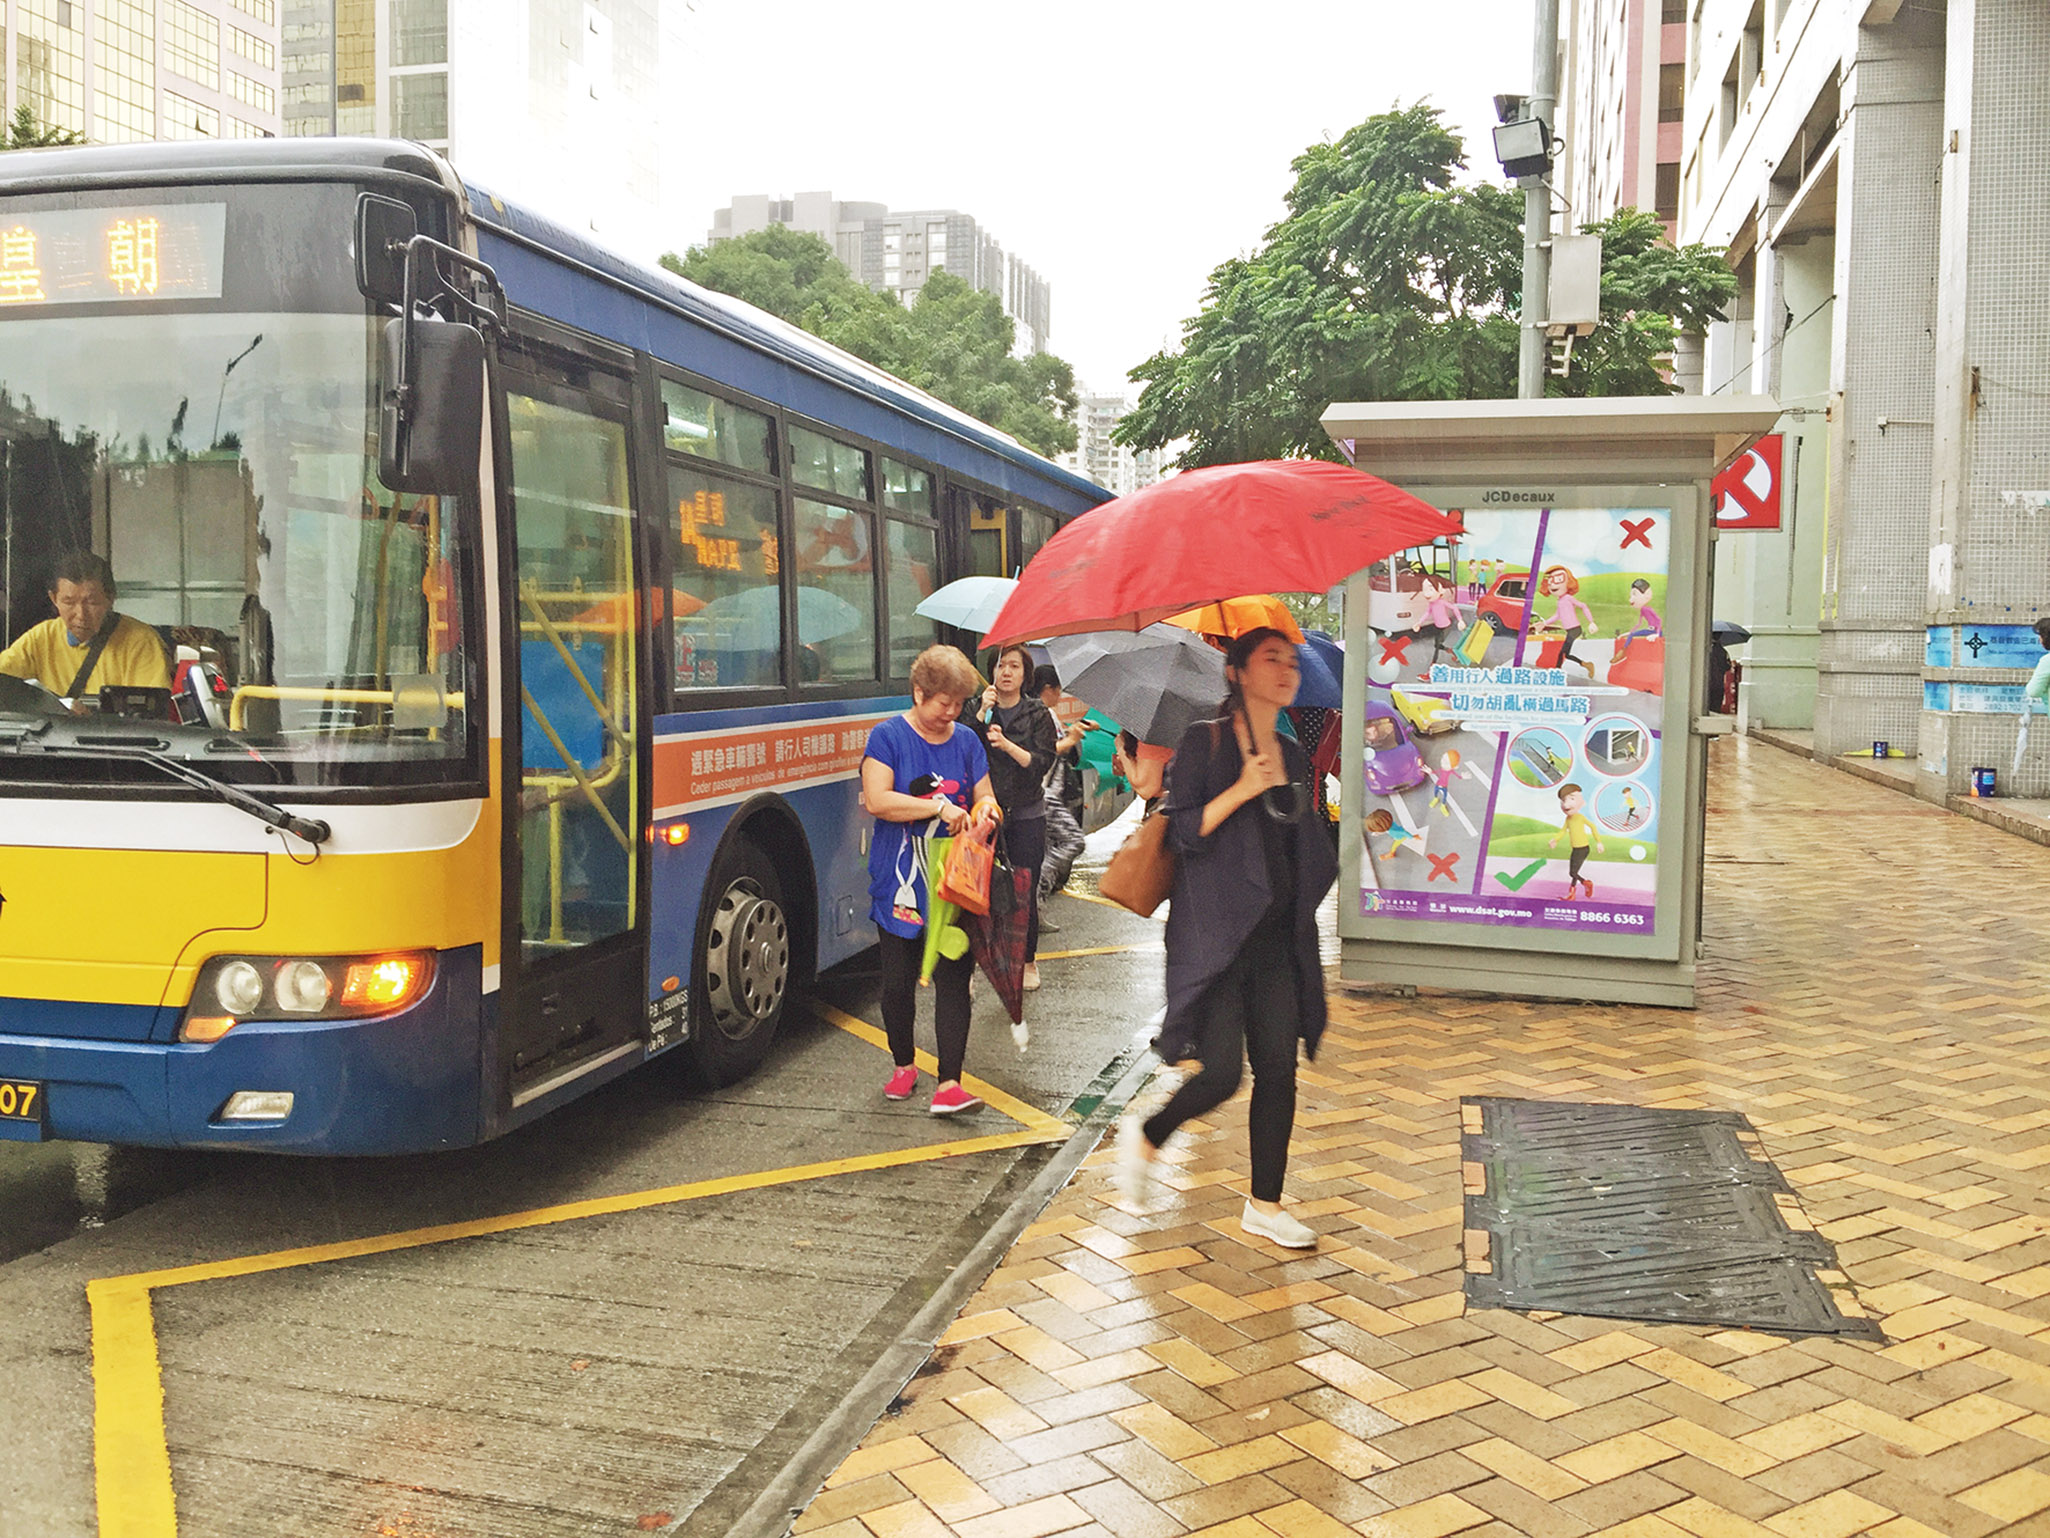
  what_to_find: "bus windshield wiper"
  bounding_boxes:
[28,736,331,846]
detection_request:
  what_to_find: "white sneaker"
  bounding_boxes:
[1022,963,1041,992]
[1240,1200,1318,1249]
[1114,1113,1161,1208]
[1011,1016,1030,1052]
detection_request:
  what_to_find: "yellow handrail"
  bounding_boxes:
[228,685,466,732]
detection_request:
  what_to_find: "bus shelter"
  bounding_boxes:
[1319,397,1780,1008]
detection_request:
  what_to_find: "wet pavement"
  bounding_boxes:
[13,737,2050,1537]
[796,736,2050,1538]
[0,819,1169,1537]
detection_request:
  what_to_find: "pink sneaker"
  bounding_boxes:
[884,1066,918,1100]
[929,1083,983,1116]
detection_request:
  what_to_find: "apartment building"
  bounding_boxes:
[1560,0,1687,232]
[260,1,674,254]
[712,193,1053,356]
[1059,392,1159,499]
[2,0,283,143]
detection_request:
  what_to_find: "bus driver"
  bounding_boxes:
[0,551,172,703]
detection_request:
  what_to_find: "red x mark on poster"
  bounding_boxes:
[1620,518,1654,550]
[1378,634,1411,666]
[1427,851,1461,883]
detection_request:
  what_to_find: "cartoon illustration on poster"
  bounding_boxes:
[1356,505,1669,934]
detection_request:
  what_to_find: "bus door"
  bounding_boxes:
[497,359,649,1095]
[965,493,1009,576]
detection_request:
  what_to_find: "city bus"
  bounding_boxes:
[0,139,1110,1154]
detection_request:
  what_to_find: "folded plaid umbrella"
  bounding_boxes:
[963,861,1033,1025]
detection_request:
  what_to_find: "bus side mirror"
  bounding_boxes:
[380,317,485,495]
[355,194,417,306]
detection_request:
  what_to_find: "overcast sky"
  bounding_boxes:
[649,1,1538,396]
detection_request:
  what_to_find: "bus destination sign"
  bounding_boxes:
[0,203,227,307]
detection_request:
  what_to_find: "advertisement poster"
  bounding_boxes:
[1354,504,1671,936]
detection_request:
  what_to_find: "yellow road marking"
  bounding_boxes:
[808,999,1071,1138]
[91,1279,172,1538]
[91,1004,1069,1537]
[1035,945,1151,961]
[1064,887,1162,916]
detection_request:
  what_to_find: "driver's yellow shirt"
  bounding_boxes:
[0,614,172,695]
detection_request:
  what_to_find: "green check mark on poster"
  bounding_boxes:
[1494,859,1547,892]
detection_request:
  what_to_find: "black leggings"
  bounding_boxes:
[878,928,972,1085]
[1143,913,1300,1202]
[1002,815,1045,963]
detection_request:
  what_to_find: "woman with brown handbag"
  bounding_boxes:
[1115,627,1339,1247]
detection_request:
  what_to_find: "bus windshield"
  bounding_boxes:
[0,185,476,791]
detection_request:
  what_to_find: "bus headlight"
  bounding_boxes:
[215,960,265,1016]
[274,960,334,1014]
[182,951,436,1040]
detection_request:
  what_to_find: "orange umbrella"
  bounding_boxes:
[1163,595,1304,645]
[570,588,707,627]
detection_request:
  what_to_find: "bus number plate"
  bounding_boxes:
[0,1080,44,1124]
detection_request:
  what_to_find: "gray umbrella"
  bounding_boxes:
[1044,624,1227,747]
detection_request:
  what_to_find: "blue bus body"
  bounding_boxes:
[0,140,1110,1152]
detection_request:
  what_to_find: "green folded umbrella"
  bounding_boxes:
[919,835,972,982]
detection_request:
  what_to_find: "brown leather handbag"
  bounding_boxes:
[1099,808,1174,916]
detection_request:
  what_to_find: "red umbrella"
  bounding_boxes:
[983,459,1460,646]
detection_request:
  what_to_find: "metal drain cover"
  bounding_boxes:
[1462,1098,1881,1339]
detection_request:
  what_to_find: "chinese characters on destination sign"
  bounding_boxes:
[0,203,227,307]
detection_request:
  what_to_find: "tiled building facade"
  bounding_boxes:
[1569,0,2050,797]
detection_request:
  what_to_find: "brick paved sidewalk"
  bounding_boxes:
[794,739,2050,1538]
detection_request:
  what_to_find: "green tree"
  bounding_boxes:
[1116,105,1736,468]
[3,105,85,150]
[901,271,1078,457]
[662,232,1078,459]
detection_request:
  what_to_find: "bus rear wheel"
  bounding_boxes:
[691,840,791,1087]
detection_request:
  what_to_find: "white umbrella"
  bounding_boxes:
[915,576,1018,634]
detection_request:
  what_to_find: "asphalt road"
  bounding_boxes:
[0,821,1170,1537]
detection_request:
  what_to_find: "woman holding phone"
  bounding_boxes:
[971,643,1059,991]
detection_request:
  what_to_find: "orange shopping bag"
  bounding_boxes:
[937,825,994,916]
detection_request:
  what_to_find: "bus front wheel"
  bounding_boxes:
[691,840,791,1087]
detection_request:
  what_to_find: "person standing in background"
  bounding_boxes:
[2028,618,2050,713]
[1035,664,1088,821]
[1032,665,1087,921]
[971,644,1058,991]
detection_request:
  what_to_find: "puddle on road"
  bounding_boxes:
[0,1140,217,1265]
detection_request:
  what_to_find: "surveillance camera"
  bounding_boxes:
[1494,93,1528,125]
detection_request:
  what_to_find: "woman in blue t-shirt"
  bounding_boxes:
[860,644,997,1115]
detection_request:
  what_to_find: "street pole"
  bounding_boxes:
[1519,0,1561,399]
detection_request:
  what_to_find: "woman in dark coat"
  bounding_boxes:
[1116,627,1339,1248]
[970,643,1059,990]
